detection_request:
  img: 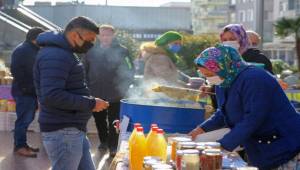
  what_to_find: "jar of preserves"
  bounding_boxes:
[176,150,184,170]
[170,137,191,161]
[181,149,200,170]
[200,148,222,170]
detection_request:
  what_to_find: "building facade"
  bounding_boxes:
[233,0,274,42]
[27,3,192,41]
[191,0,230,34]
[263,0,300,66]
[233,0,299,66]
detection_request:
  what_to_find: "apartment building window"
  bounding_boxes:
[288,0,295,10]
[264,11,270,20]
[132,33,142,39]
[280,2,288,11]
[230,13,236,23]
[247,9,254,21]
[239,10,246,22]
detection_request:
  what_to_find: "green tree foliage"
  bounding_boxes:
[274,17,300,72]
[115,30,140,59]
[178,33,219,76]
[114,30,218,76]
[271,59,297,75]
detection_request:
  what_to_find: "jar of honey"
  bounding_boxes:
[181,149,200,170]
[200,148,222,170]
[170,137,191,161]
[176,150,184,170]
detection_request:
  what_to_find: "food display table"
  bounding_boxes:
[109,132,248,170]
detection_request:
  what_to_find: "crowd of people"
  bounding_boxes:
[9,15,300,170]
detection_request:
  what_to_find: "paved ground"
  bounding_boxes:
[0,131,112,170]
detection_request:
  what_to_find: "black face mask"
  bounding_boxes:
[73,32,94,54]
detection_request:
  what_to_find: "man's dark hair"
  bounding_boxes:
[26,27,45,41]
[64,16,99,34]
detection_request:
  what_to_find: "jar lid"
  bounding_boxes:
[196,145,206,150]
[144,156,161,162]
[196,142,206,147]
[182,149,200,155]
[204,142,221,148]
[152,163,173,169]
[203,148,222,155]
[178,141,197,148]
[176,150,184,155]
[143,159,160,166]
[172,137,192,142]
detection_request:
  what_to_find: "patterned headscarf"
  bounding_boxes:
[220,24,249,54]
[194,44,248,88]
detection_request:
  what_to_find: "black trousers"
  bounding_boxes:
[93,102,120,151]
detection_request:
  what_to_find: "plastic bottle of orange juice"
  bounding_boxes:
[128,123,141,148]
[129,127,147,170]
[146,124,158,138]
[146,126,159,155]
[155,129,167,161]
[146,128,167,162]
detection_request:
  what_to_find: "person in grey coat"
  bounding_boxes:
[83,24,134,156]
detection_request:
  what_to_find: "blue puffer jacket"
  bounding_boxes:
[11,41,39,96]
[200,67,300,170]
[34,31,96,132]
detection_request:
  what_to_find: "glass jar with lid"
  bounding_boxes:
[181,149,200,170]
[170,137,191,161]
[200,148,222,170]
[176,150,184,170]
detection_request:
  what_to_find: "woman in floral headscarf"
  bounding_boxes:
[189,44,300,170]
[220,24,273,74]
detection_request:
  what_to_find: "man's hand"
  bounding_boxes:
[199,85,213,98]
[188,127,205,141]
[92,98,109,112]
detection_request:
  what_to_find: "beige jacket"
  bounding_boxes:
[141,43,178,85]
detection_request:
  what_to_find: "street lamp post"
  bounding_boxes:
[255,0,264,50]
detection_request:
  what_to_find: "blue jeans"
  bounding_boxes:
[13,95,37,149]
[42,128,95,170]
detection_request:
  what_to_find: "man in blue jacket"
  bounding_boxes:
[11,27,44,158]
[34,16,109,170]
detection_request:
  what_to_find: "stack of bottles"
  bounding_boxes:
[129,123,168,170]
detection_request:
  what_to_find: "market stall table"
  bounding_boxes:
[110,132,248,170]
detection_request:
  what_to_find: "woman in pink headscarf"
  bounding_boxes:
[220,24,273,74]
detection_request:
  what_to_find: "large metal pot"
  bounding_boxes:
[119,98,205,133]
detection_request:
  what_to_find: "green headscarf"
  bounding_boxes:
[154,31,183,66]
[155,31,182,47]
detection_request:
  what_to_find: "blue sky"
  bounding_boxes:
[23,0,191,6]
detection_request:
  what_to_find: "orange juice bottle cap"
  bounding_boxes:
[137,127,144,132]
[157,128,164,134]
[151,126,159,132]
